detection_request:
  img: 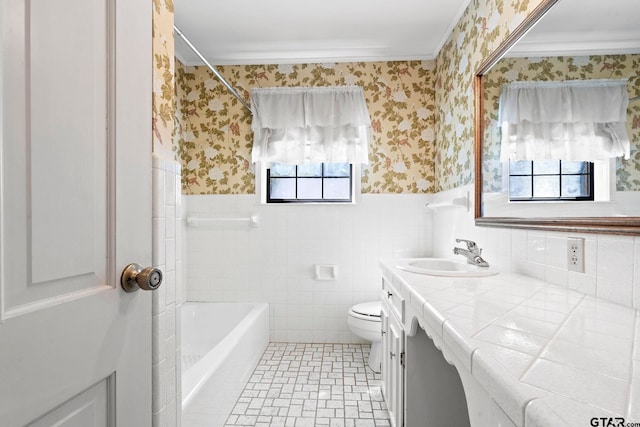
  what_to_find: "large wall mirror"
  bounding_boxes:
[474,0,640,235]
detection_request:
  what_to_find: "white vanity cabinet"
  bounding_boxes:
[380,276,405,427]
[380,272,473,427]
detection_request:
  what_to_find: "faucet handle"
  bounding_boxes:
[455,238,481,254]
[455,238,476,249]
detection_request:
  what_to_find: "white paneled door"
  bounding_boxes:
[0,0,152,425]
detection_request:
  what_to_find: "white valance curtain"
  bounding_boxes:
[499,79,630,162]
[250,86,371,165]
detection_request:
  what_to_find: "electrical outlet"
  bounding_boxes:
[567,237,585,273]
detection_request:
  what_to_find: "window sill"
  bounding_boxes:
[257,200,359,206]
[483,192,620,217]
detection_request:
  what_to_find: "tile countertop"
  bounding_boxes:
[379,259,640,427]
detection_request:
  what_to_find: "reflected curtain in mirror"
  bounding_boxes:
[498,79,630,162]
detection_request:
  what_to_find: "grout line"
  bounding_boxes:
[624,310,639,420]
[518,293,587,382]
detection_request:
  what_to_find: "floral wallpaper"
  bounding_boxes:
[482,54,640,193]
[433,0,544,191]
[173,0,577,194]
[175,61,436,194]
[152,0,176,161]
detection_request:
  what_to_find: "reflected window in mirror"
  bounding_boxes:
[474,0,640,233]
[508,160,594,201]
[480,55,639,217]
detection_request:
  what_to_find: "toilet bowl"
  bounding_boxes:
[348,301,382,373]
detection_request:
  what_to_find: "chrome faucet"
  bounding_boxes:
[453,239,490,267]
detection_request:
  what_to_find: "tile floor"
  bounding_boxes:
[224,343,390,427]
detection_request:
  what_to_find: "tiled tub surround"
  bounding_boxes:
[185,193,431,343]
[152,155,183,427]
[379,259,640,427]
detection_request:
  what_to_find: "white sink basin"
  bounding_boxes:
[396,258,498,277]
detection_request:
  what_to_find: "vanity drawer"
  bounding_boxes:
[381,275,405,323]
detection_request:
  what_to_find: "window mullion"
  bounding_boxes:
[558,160,563,197]
[321,163,325,199]
[530,161,534,198]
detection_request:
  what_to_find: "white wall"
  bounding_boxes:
[152,155,183,426]
[184,194,432,342]
[430,185,640,309]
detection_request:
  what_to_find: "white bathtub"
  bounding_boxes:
[181,302,269,426]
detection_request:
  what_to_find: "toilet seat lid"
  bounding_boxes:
[351,301,381,318]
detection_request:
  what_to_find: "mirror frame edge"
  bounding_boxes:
[473,0,640,237]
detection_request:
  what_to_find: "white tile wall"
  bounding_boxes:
[182,184,638,347]
[184,194,431,342]
[152,155,183,427]
[431,184,640,310]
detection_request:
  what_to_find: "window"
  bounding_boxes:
[509,160,594,201]
[267,162,352,203]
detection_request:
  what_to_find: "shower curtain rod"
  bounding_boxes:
[174,25,253,114]
[631,95,640,103]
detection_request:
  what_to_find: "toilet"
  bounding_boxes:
[347,301,382,373]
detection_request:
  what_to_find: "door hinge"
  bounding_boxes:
[400,351,405,368]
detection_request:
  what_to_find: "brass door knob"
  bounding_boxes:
[121,263,163,292]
